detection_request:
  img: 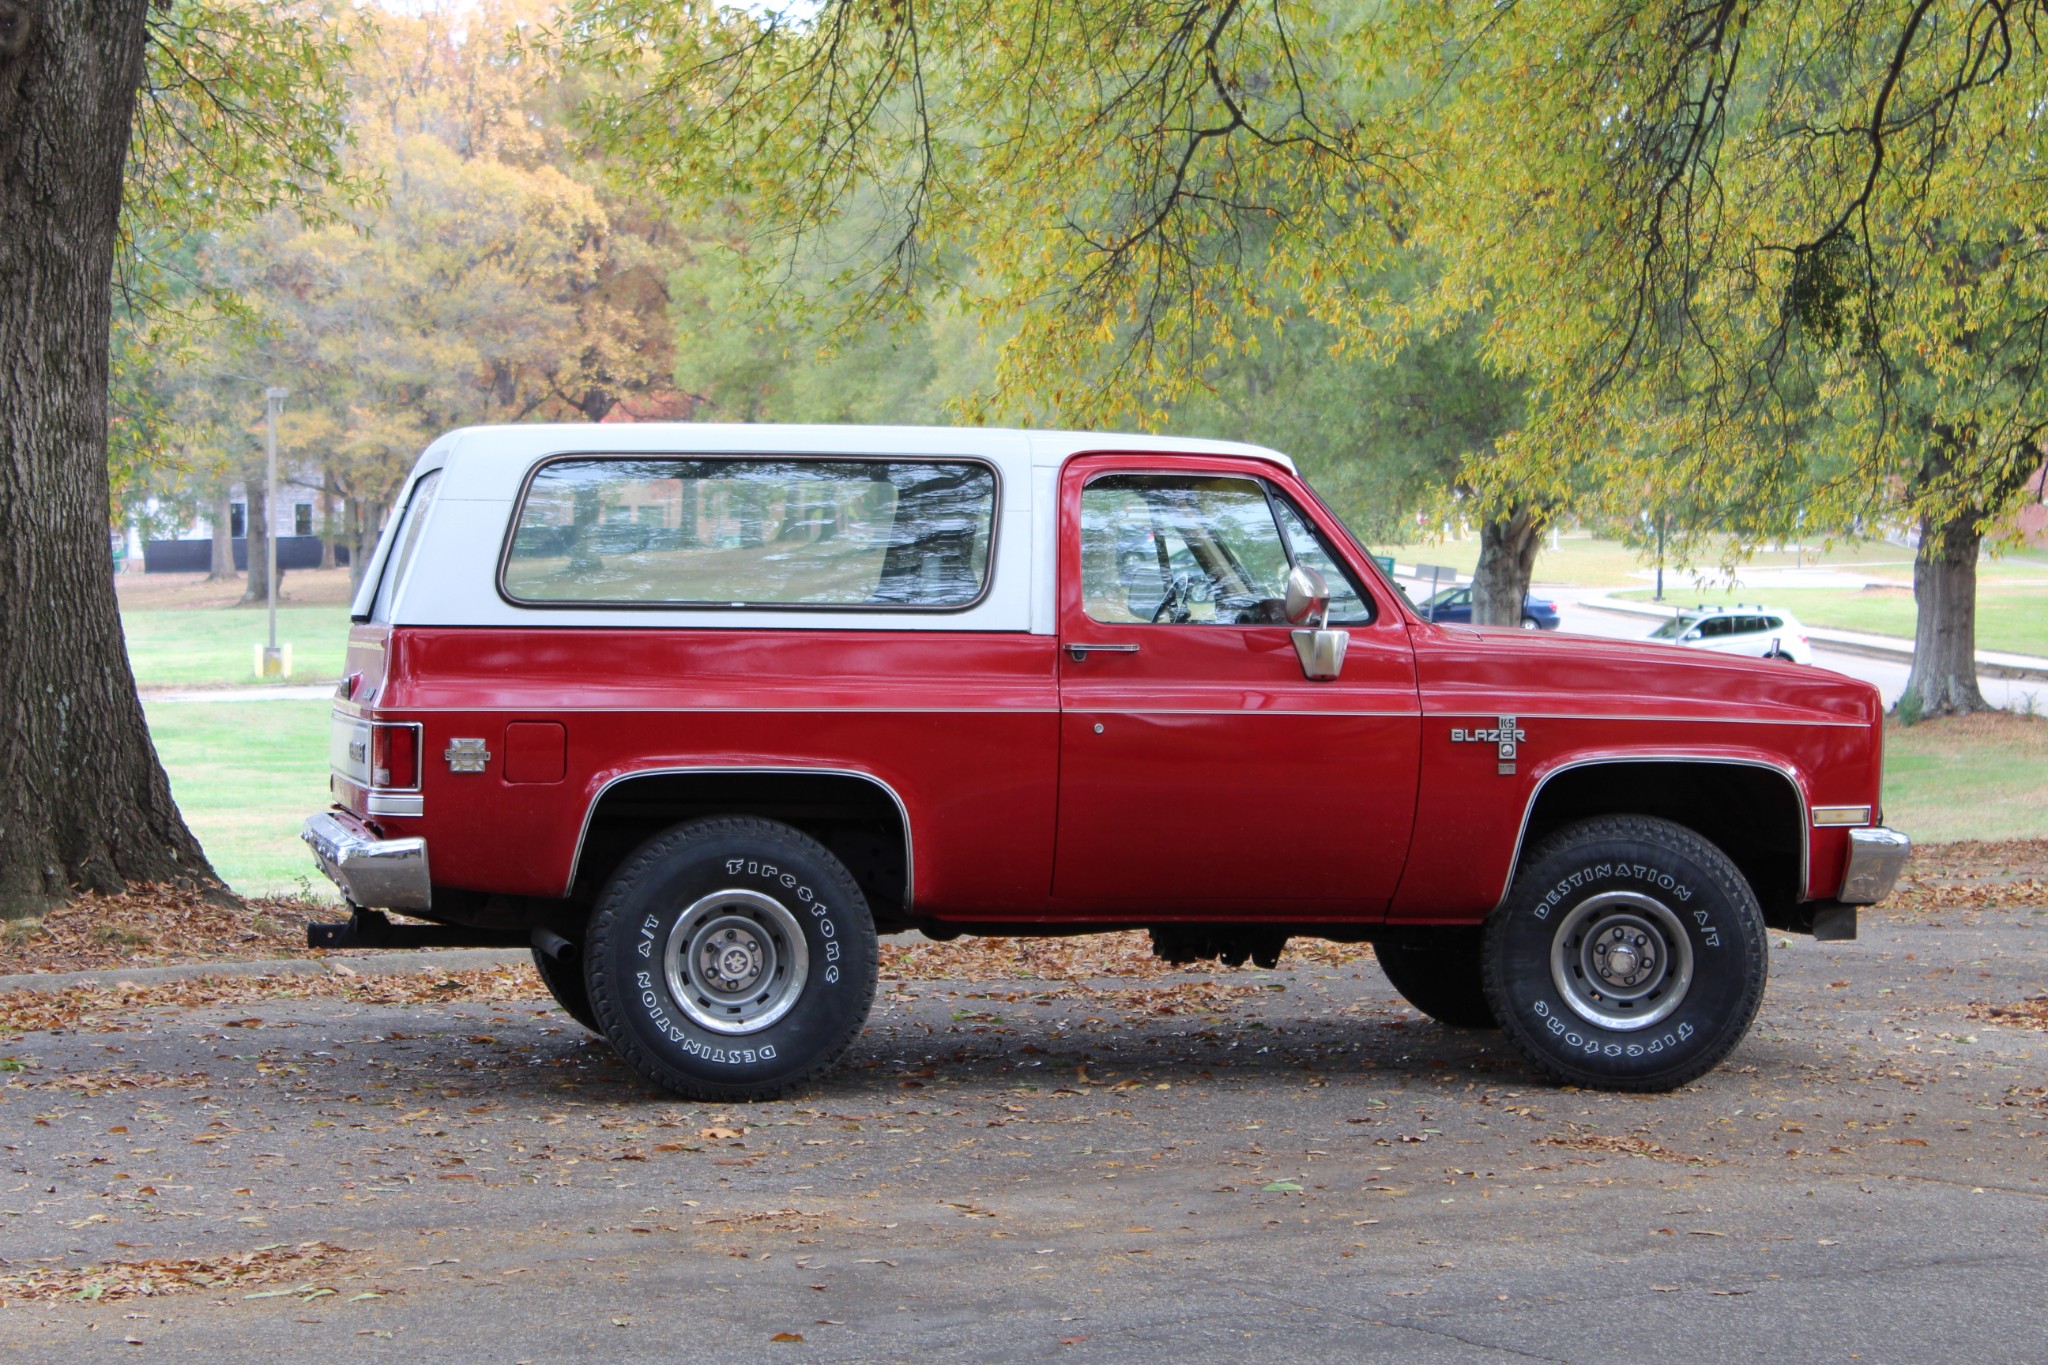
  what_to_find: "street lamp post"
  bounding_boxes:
[259,385,290,679]
[1654,510,1666,603]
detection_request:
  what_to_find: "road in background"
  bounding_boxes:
[1537,588,2044,711]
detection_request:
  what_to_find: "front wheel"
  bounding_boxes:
[1374,932,1497,1029]
[586,817,879,1102]
[532,942,599,1033]
[1482,815,1766,1091]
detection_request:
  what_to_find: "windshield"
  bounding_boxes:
[1650,613,1699,640]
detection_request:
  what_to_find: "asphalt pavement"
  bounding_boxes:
[3,901,2044,1363]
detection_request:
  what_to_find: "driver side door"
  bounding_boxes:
[1053,456,1421,914]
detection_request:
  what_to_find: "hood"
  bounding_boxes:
[1408,621,1881,726]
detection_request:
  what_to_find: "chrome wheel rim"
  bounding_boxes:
[663,889,809,1035]
[1548,891,1694,1032]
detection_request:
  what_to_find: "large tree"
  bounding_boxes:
[1410,0,2048,710]
[0,0,347,915]
[552,1,1577,622]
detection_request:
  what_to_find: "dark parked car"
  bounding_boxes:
[1416,585,1560,630]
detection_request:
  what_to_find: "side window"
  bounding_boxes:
[1272,496,1371,624]
[1079,474,1293,625]
[1699,616,1734,638]
[502,457,996,609]
[369,470,442,623]
[1764,615,1784,632]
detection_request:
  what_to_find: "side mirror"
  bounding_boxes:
[1283,564,1330,628]
[1283,564,1347,681]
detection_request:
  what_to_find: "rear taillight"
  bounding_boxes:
[370,722,422,791]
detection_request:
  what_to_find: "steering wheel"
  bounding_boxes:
[1151,573,1197,624]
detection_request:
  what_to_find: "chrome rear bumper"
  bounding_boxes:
[1837,826,1911,905]
[302,809,431,911]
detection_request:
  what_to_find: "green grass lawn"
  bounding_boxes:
[1610,584,2048,656]
[1882,712,2048,844]
[145,698,337,898]
[123,605,354,688]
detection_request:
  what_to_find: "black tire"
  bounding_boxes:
[586,817,878,1102]
[1520,616,1540,630]
[532,943,599,1034]
[1481,815,1767,1092]
[1374,932,1497,1029]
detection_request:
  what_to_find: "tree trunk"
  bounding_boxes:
[317,490,336,570]
[1901,506,1988,716]
[1471,507,1544,627]
[238,468,278,604]
[0,0,221,915]
[208,486,235,579]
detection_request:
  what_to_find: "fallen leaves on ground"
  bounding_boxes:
[1884,839,2048,915]
[0,1240,359,1306]
[0,965,544,1035]
[1542,1126,1717,1164]
[0,887,342,976]
[880,931,1371,982]
[1966,995,2048,1032]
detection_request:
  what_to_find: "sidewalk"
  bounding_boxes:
[141,683,335,703]
[1579,594,2048,681]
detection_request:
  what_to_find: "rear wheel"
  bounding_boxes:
[1482,815,1767,1091]
[532,942,598,1033]
[1374,932,1497,1028]
[1520,616,1540,630]
[587,817,879,1102]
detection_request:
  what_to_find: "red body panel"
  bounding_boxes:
[1391,625,1881,917]
[1051,454,1419,918]
[346,628,1060,913]
[332,452,1886,928]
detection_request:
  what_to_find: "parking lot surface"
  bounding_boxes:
[3,904,2044,1363]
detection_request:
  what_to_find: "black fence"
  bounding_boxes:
[141,537,350,574]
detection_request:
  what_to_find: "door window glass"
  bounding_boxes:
[1080,474,1295,625]
[1698,616,1734,638]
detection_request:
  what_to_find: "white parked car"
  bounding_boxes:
[1649,605,1814,664]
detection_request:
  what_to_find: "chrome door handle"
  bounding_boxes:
[1066,642,1140,661]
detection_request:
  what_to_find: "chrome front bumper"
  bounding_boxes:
[1837,826,1911,905]
[302,809,431,911]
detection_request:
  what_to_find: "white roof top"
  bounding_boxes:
[421,423,1292,500]
[361,423,1299,634]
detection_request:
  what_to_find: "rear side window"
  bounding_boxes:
[501,457,997,610]
[369,470,442,623]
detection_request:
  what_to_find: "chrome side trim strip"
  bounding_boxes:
[1427,710,1866,728]
[565,766,915,911]
[1492,754,1810,913]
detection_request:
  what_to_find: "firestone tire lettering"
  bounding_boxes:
[586,816,878,1103]
[1482,815,1767,1093]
